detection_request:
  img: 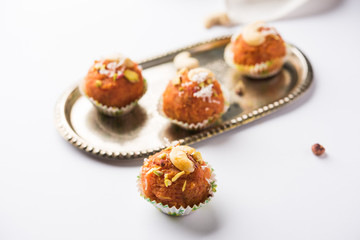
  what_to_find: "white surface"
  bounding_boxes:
[1,0,360,239]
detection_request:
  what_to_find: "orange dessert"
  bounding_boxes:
[225,21,287,78]
[139,145,216,215]
[161,67,226,128]
[82,54,146,116]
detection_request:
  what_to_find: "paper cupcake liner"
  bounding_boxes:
[158,85,230,131]
[79,78,147,117]
[137,164,217,216]
[224,43,288,79]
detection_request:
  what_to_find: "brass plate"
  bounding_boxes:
[55,36,313,160]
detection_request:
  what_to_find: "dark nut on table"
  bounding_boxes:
[235,81,245,96]
[312,143,325,156]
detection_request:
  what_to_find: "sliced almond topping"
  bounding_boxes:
[182,180,187,192]
[171,171,185,182]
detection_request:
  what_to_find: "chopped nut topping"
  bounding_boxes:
[171,76,181,85]
[182,180,187,192]
[146,167,160,176]
[123,69,139,83]
[169,146,195,173]
[95,80,102,87]
[188,68,214,84]
[173,52,199,70]
[312,143,325,156]
[171,171,185,182]
[204,12,230,29]
[121,58,135,68]
[164,146,173,151]
[158,153,166,159]
[193,151,203,163]
[153,170,163,177]
[164,179,172,187]
[177,145,196,155]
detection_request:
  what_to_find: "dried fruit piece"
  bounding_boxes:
[312,143,325,156]
[243,21,266,46]
[177,145,196,155]
[169,146,195,173]
[122,58,135,68]
[204,12,230,29]
[173,51,199,70]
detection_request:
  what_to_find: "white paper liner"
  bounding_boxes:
[79,78,147,117]
[137,163,217,216]
[224,43,288,79]
[158,84,230,131]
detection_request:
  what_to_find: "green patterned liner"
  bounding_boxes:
[158,85,230,131]
[137,164,217,216]
[79,78,147,117]
[224,43,288,79]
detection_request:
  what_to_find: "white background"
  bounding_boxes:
[1,0,360,239]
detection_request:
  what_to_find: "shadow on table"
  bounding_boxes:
[193,73,317,149]
[165,205,220,235]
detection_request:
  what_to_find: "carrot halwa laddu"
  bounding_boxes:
[162,67,225,126]
[139,145,216,211]
[83,54,146,109]
[225,21,287,78]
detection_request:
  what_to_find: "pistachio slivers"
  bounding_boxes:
[124,69,139,83]
[153,170,163,177]
[146,167,160,175]
[164,179,172,187]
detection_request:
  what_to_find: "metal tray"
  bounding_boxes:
[55,35,313,160]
